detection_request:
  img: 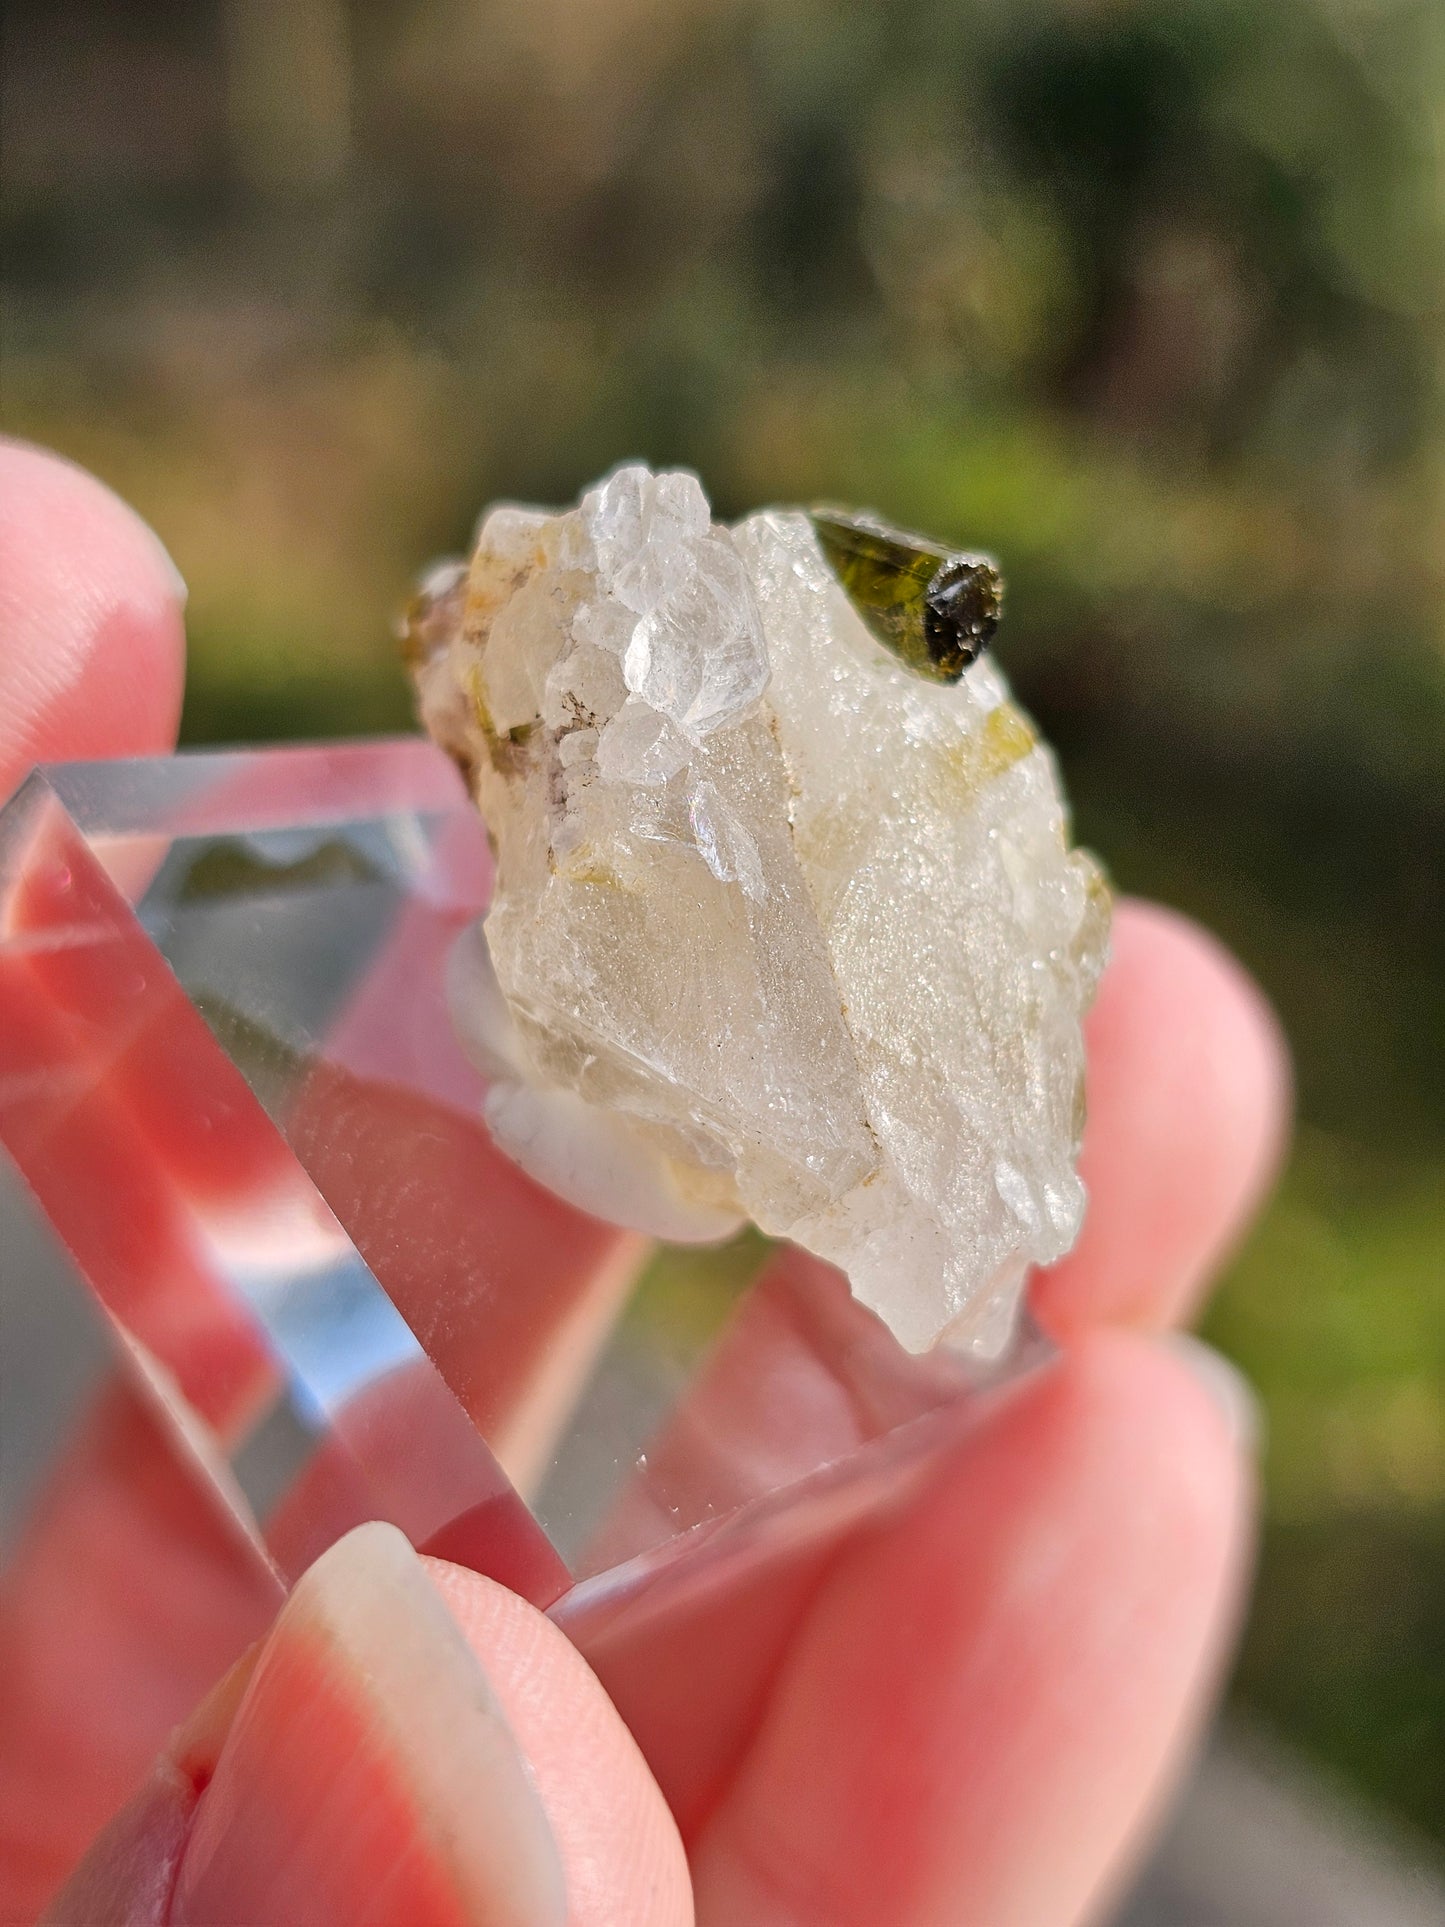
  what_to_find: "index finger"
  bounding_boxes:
[0,438,186,798]
[1030,899,1290,1340]
[0,441,201,1913]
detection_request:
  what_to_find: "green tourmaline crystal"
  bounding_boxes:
[809,508,1003,684]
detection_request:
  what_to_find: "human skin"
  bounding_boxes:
[0,438,1289,1926]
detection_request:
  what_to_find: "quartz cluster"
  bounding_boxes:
[409,466,1108,1354]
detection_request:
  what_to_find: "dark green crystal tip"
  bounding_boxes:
[808,508,1003,684]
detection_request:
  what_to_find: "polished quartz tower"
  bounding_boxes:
[0,740,1034,1765]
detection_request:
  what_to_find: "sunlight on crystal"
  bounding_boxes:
[412,467,1109,1355]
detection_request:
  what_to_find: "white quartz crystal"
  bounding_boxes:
[411,465,1109,1354]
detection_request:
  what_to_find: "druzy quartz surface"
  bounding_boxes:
[409,466,1108,1355]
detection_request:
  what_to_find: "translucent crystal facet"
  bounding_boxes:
[0,738,1062,1854]
[412,467,1109,1355]
[0,739,1018,1664]
[0,746,566,1604]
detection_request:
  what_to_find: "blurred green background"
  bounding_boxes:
[4,0,1443,1847]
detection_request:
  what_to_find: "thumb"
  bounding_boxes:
[47,1525,691,1926]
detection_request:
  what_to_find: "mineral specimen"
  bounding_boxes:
[409,466,1108,1355]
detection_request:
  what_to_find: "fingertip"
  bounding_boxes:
[690,1330,1254,1927]
[424,1558,695,1927]
[170,1523,568,1927]
[1157,1329,1262,1457]
[1057,1327,1259,1529]
[930,1328,1256,1618]
[1032,897,1292,1341]
[0,440,186,799]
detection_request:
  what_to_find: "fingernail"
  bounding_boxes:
[170,1523,567,1927]
[1161,1333,1261,1454]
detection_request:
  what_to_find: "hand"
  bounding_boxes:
[0,439,1289,1926]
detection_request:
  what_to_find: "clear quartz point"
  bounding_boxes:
[1,737,1046,1811]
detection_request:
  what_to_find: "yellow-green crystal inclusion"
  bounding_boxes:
[810,509,1003,684]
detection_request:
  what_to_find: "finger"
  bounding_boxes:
[50,1525,692,1927]
[569,905,1281,1817]
[0,440,185,798]
[0,1381,282,1921]
[50,1524,564,1927]
[1031,898,1290,1341]
[689,1331,1253,1926]
[590,896,1284,1568]
[0,445,642,1916]
[0,451,274,1918]
[427,1556,694,1926]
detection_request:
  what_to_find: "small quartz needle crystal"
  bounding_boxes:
[408,465,1108,1355]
